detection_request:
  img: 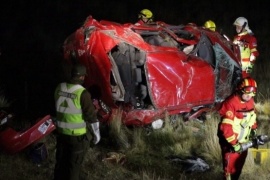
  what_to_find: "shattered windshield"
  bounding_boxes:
[213,43,241,102]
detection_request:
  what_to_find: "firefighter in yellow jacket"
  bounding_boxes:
[233,17,259,78]
[218,77,258,180]
[53,63,100,180]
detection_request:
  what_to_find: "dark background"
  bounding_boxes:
[0,0,269,118]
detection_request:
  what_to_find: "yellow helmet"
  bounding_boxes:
[138,9,153,19]
[204,20,216,31]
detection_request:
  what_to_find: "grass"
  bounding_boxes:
[1,103,270,180]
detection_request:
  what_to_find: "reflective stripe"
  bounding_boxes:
[56,121,86,129]
[57,106,82,114]
[238,125,245,141]
[60,83,83,92]
[241,58,250,62]
[251,48,256,53]
[222,118,234,125]
[240,121,248,128]
[226,135,236,143]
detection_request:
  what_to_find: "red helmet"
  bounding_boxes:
[238,77,257,96]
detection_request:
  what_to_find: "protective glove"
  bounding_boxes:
[90,122,101,144]
[250,54,256,62]
[249,129,257,140]
[232,143,243,153]
[246,64,253,74]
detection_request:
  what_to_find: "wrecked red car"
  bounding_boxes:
[63,16,242,128]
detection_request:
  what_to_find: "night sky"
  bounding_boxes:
[0,0,269,117]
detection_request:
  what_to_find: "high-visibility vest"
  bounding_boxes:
[222,110,256,144]
[233,32,255,71]
[55,83,87,136]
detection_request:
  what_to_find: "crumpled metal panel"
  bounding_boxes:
[146,52,215,111]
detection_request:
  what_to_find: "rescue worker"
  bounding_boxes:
[217,77,258,180]
[233,17,259,78]
[53,63,100,180]
[135,9,154,25]
[204,20,216,31]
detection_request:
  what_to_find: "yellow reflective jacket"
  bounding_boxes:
[55,83,87,136]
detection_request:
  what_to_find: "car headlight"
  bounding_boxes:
[151,119,164,129]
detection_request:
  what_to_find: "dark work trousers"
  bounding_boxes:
[53,133,90,180]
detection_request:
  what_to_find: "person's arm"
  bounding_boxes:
[81,90,100,144]
[249,35,259,63]
[219,100,238,145]
[80,90,98,123]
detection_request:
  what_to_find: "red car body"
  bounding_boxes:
[63,16,242,127]
[0,110,55,154]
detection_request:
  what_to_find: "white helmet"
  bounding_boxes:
[233,17,252,33]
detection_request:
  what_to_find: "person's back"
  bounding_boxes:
[233,17,259,78]
[53,63,100,180]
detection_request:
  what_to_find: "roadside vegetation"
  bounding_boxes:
[0,93,270,179]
